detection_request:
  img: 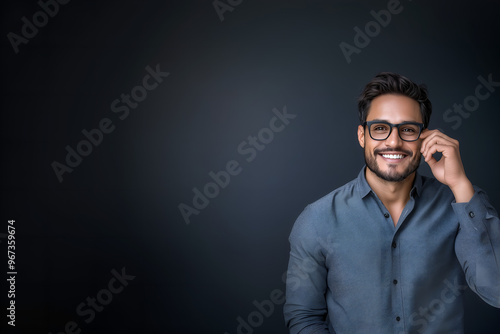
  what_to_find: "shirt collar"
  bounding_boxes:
[356,166,423,199]
[357,167,372,199]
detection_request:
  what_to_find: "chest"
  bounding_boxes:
[321,200,459,281]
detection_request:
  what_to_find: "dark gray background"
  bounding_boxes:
[2,0,500,333]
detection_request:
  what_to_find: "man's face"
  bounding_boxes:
[357,94,423,182]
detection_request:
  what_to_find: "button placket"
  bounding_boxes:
[391,235,405,332]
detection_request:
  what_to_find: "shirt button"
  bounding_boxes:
[396,316,401,321]
[393,279,398,285]
[384,213,390,218]
[469,211,475,218]
[392,242,397,248]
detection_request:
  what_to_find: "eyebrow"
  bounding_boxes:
[367,119,421,123]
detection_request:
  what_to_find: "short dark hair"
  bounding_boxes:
[358,72,432,128]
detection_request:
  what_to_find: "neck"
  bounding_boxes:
[365,167,415,206]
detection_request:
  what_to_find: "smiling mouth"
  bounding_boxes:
[377,152,410,162]
[381,153,406,160]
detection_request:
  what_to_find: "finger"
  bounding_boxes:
[421,133,457,154]
[420,131,444,151]
[419,129,439,140]
[428,132,456,145]
[423,137,458,157]
[419,129,432,139]
[423,142,453,161]
[419,128,442,136]
[425,154,438,167]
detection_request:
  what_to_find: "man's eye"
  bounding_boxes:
[401,127,416,133]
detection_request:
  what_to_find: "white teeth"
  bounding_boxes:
[382,154,404,159]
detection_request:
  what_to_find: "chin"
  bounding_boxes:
[366,155,421,183]
[377,170,410,182]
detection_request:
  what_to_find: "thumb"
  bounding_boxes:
[425,155,438,168]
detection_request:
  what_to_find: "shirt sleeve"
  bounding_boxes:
[284,205,332,334]
[452,187,500,308]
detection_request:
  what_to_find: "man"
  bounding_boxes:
[284,72,500,334]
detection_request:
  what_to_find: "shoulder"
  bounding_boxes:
[290,178,358,237]
[308,178,358,212]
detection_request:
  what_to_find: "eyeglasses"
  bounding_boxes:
[363,121,424,142]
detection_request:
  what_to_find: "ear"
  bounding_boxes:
[357,125,365,148]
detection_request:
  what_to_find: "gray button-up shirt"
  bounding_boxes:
[284,167,500,334]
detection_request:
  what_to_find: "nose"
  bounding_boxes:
[385,126,402,147]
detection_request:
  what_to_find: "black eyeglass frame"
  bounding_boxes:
[363,121,425,142]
